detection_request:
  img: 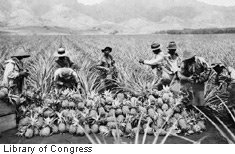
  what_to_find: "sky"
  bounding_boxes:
[77,0,235,6]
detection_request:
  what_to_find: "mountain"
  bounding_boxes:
[0,0,235,34]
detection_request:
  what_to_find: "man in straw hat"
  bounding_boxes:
[1,47,30,96]
[139,42,176,90]
[53,47,80,90]
[177,50,210,106]
[94,47,118,91]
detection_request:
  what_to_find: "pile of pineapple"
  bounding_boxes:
[16,87,206,139]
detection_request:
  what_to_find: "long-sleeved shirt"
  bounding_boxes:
[180,56,210,84]
[143,52,180,75]
[1,58,25,94]
[98,54,115,68]
[55,57,79,70]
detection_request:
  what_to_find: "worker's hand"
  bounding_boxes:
[20,70,30,77]
[187,76,194,83]
[139,59,144,64]
[57,81,64,86]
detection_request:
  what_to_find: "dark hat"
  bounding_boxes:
[167,41,177,50]
[11,48,30,58]
[102,47,112,53]
[54,47,68,57]
[151,42,161,50]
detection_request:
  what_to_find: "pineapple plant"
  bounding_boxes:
[39,117,55,137]
[56,112,66,133]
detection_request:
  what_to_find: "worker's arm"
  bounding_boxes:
[177,62,193,83]
[196,58,211,83]
[143,55,165,66]
[2,62,18,86]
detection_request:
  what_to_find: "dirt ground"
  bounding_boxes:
[0,123,231,144]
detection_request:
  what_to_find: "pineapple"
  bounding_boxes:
[103,91,113,104]
[192,124,201,133]
[51,125,59,134]
[117,115,125,123]
[37,117,44,128]
[77,102,85,110]
[89,110,98,118]
[76,125,85,136]
[39,117,54,137]
[157,108,164,115]
[25,128,34,138]
[34,128,39,136]
[58,123,66,133]
[106,116,116,122]
[44,98,53,105]
[138,106,147,114]
[130,108,138,115]
[113,99,121,108]
[122,105,130,115]
[62,100,69,108]
[108,108,116,117]
[125,122,132,134]
[115,108,122,116]
[56,112,66,133]
[162,93,170,103]
[107,122,116,129]
[98,107,106,116]
[197,121,206,130]
[99,126,110,136]
[91,124,99,134]
[178,118,187,130]
[40,127,51,137]
[162,103,169,111]
[116,93,125,102]
[165,108,174,117]
[69,101,76,108]
[84,125,91,134]
[156,117,164,128]
[19,117,31,127]
[69,125,77,134]
[86,99,95,108]
[43,109,54,117]
[157,98,164,107]
[148,108,156,118]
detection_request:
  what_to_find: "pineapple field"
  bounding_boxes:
[1,34,235,144]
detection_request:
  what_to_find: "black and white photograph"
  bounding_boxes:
[0,0,235,146]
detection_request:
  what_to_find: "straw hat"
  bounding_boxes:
[54,47,68,57]
[182,50,196,61]
[11,48,30,58]
[167,41,177,50]
[151,42,161,50]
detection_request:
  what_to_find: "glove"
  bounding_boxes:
[139,59,144,64]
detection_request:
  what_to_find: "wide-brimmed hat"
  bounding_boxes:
[102,47,112,53]
[54,47,68,57]
[11,48,30,58]
[167,41,177,50]
[151,42,161,50]
[182,50,196,61]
